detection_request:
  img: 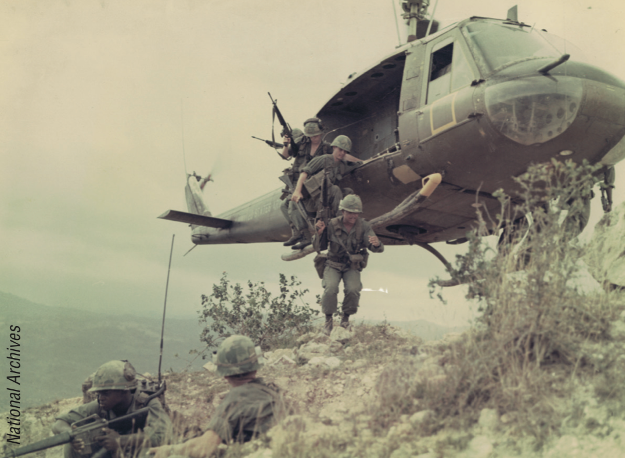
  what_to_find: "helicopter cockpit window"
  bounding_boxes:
[427,42,473,104]
[462,21,561,73]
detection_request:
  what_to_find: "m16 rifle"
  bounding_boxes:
[251,136,284,149]
[268,93,299,155]
[3,384,166,458]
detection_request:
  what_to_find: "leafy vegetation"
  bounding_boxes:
[199,273,319,351]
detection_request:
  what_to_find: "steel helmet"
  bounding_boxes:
[339,194,363,213]
[330,135,352,153]
[291,128,305,145]
[303,117,324,137]
[215,335,262,377]
[88,360,137,392]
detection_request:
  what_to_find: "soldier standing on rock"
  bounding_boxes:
[52,360,172,458]
[314,194,384,334]
[148,335,284,458]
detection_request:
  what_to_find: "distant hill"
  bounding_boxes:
[0,291,207,410]
[0,291,467,411]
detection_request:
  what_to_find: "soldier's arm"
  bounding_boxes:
[141,398,173,447]
[281,136,292,159]
[149,430,221,458]
[291,171,308,202]
[344,153,360,163]
[364,225,384,253]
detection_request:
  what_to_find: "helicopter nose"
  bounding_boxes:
[484,75,583,146]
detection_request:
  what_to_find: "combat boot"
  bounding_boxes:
[323,314,333,336]
[283,226,303,246]
[340,313,350,329]
[292,233,311,250]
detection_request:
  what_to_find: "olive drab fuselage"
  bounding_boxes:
[161,16,625,249]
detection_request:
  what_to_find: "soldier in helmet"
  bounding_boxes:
[52,360,171,458]
[314,194,384,334]
[149,335,283,458]
[281,120,360,247]
[290,134,357,250]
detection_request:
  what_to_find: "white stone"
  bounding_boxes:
[460,435,493,458]
[409,410,434,426]
[324,356,341,368]
[330,326,354,343]
[271,355,296,367]
[307,356,325,366]
[478,408,499,431]
[203,361,217,373]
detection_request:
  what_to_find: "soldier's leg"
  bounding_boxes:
[282,199,303,246]
[341,269,362,317]
[321,266,343,315]
[291,199,315,250]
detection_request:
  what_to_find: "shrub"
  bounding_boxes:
[199,273,319,351]
[417,160,622,444]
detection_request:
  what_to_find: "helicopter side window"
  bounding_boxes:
[427,42,473,104]
[427,43,453,104]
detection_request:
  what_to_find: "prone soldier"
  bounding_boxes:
[51,360,171,458]
[314,194,384,334]
[148,335,284,458]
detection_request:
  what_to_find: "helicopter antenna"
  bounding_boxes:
[392,0,402,47]
[158,234,175,386]
[181,99,188,177]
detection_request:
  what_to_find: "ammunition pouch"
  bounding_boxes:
[313,253,327,279]
[349,250,369,271]
[303,171,324,199]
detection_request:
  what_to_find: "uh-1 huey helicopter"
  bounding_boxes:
[158,1,625,271]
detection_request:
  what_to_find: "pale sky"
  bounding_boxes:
[1,0,624,329]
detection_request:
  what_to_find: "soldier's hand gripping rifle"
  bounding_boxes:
[268,93,299,155]
[279,174,316,241]
[3,384,165,458]
[315,169,331,253]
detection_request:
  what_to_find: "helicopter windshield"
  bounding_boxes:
[462,21,582,74]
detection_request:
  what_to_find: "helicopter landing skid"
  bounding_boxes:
[281,244,316,261]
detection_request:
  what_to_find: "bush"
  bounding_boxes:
[418,160,623,444]
[199,273,319,351]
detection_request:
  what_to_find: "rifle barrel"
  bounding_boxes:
[4,432,71,458]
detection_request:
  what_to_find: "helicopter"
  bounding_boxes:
[159,1,625,268]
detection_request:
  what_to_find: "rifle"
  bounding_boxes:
[278,174,316,239]
[268,93,299,155]
[251,136,284,149]
[3,383,165,458]
[316,169,330,252]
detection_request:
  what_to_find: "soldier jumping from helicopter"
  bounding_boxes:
[290,134,356,251]
[314,194,384,334]
[281,119,360,247]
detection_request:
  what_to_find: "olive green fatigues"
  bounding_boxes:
[291,155,350,234]
[317,216,384,315]
[206,378,284,443]
[56,390,171,458]
[281,141,333,229]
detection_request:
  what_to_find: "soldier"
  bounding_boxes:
[148,335,284,458]
[314,194,384,334]
[290,134,355,250]
[281,120,359,247]
[52,360,171,458]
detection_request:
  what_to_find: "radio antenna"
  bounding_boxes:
[158,234,175,386]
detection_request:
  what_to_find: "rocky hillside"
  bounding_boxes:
[4,317,625,458]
